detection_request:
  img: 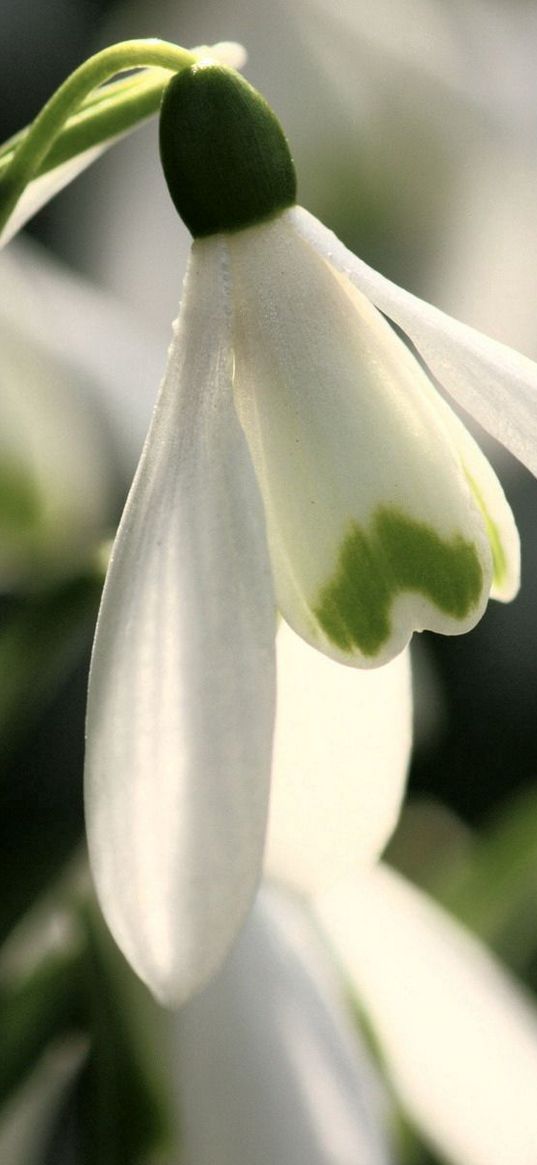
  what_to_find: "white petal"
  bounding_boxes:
[173,888,395,1165]
[315,864,537,1165]
[291,205,537,478]
[0,144,110,248]
[230,215,492,668]
[85,237,276,1007]
[265,623,412,893]
[203,41,248,69]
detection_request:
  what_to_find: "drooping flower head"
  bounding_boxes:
[85,59,528,1006]
[159,62,519,665]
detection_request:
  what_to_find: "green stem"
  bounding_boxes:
[0,71,167,179]
[0,38,196,236]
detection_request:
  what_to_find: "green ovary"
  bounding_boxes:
[315,507,484,657]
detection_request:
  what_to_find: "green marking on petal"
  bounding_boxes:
[315,507,484,657]
[464,469,507,589]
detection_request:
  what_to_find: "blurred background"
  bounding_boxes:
[1,0,537,1162]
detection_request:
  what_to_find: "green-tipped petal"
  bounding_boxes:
[422,381,520,600]
[290,207,519,603]
[85,237,276,1007]
[230,214,492,668]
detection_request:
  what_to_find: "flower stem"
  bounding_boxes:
[0,39,196,236]
[0,71,167,178]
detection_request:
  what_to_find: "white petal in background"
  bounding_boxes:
[291,206,537,479]
[0,246,115,590]
[299,0,537,134]
[85,237,276,1007]
[316,863,537,1165]
[173,888,395,1165]
[196,40,248,69]
[266,623,412,894]
[0,145,111,249]
[300,0,461,107]
[1,236,166,474]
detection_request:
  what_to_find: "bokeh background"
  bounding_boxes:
[1,1,537,1162]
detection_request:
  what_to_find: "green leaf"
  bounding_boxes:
[0,948,84,1107]
[388,789,537,977]
[0,1036,86,1165]
[0,570,102,754]
[431,787,537,974]
[0,572,102,943]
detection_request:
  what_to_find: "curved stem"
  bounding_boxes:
[0,39,196,236]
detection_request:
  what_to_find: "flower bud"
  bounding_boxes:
[159,63,296,237]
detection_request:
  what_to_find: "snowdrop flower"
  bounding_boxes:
[82,59,537,1005]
